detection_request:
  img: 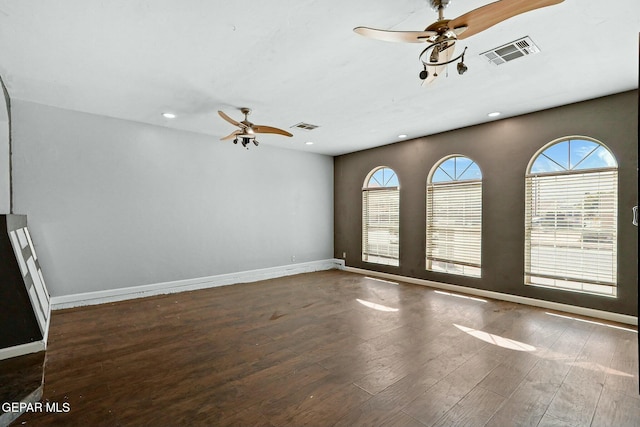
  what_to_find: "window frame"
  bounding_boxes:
[362,166,400,267]
[426,155,483,278]
[524,136,618,297]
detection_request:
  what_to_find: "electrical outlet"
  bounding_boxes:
[342,252,346,258]
[291,255,296,262]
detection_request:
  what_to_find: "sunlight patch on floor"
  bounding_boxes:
[356,298,399,312]
[545,312,637,333]
[454,324,536,352]
[435,290,487,303]
[568,361,635,378]
[364,276,399,285]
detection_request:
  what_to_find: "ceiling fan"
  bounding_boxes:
[354,0,564,85]
[218,108,293,148]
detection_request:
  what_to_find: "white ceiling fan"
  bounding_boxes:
[354,0,565,85]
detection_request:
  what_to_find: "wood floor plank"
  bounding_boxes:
[365,353,464,416]
[331,393,415,427]
[431,386,505,427]
[484,377,563,427]
[591,387,640,427]
[544,365,604,426]
[9,270,637,427]
[402,346,504,425]
[537,413,578,427]
[476,315,597,427]
[212,404,276,427]
[544,322,620,426]
[0,351,44,405]
[477,356,537,398]
[476,310,568,399]
[381,411,427,427]
[266,379,371,426]
[603,329,640,397]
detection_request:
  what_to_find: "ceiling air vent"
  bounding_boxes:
[292,122,319,131]
[480,36,540,66]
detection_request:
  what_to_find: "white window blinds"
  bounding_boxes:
[525,169,618,296]
[426,180,482,277]
[362,188,400,266]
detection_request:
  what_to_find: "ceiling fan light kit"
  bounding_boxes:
[354,0,564,85]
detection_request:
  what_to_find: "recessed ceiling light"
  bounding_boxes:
[162,112,176,119]
[305,141,314,145]
[398,134,408,139]
[488,112,501,117]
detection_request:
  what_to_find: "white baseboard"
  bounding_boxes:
[46,258,634,326]
[343,266,638,326]
[0,340,45,361]
[51,259,345,310]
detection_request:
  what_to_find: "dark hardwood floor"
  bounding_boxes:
[11,270,640,426]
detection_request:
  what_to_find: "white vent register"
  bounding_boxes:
[291,122,319,131]
[481,36,540,65]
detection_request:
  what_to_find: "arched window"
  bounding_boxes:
[525,137,618,296]
[362,167,399,266]
[426,156,482,277]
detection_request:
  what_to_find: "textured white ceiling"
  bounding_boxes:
[0,0,638,155]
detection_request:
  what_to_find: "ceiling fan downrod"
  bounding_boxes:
[429,0,450,20]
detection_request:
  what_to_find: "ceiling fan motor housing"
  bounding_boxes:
[429,0,450,10]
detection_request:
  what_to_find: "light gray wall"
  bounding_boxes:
[11,100,334,297]
[335,91,638,316]
[0,77,9,214]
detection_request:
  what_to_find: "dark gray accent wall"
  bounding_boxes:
[334,91,638,316]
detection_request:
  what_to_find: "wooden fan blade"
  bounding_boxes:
[221,130,240,141]
[217,110,242,127]
[452,26,468,37]
[253,125,293,137]
[354,27,437,43]
[450,0,564,40]
[421,41,456,87]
